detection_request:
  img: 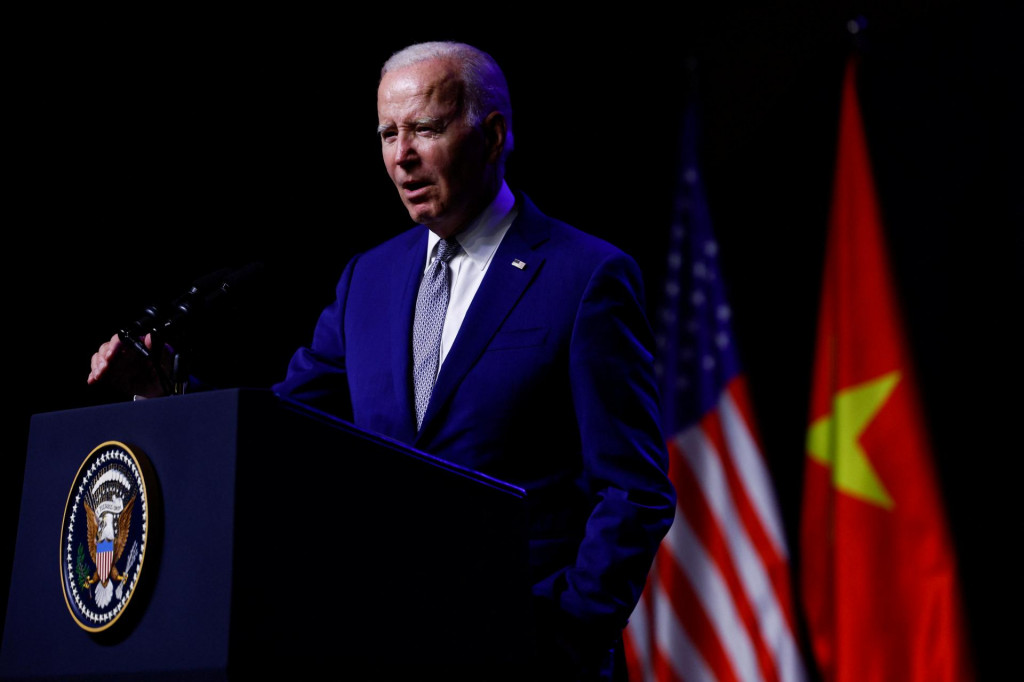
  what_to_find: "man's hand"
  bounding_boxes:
[87,332,172,398]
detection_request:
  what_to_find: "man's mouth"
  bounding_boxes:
[402,180,430,198]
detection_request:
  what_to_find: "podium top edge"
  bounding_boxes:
[269,391,528,500]
[37,388,527,500]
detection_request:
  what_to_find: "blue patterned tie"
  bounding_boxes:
[412,237,460,429]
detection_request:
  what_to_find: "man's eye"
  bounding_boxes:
[417,126,439,136]
[380,130,396,142]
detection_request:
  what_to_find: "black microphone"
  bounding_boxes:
[150,262,264,345]
[117,262,264,359]
[117,267,234,359]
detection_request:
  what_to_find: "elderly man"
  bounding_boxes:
[90,41,675,680]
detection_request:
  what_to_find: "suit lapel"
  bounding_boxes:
[391,229,429,438]
[418,201,550,437]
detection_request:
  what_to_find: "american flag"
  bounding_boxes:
[623,100,808,682]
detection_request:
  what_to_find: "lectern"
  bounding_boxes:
[0,389,530,680]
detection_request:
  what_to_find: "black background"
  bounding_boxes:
[5,3,1021,679]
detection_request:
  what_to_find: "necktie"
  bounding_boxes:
[412,237,460,429]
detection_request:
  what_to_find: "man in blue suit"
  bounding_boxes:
[90,41,675,679]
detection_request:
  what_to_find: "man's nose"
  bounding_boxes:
[394,133,417,165]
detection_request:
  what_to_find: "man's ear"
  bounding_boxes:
[482,111,507,163]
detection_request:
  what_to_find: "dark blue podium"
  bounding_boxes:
[0,389,530,680]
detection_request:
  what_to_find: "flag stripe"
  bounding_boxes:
[625,590,653,680]
[661,493,744,682]
[720,377,804,655]
[651,565,716,682]
[670,434,766,682]
[687,399,790,682]
[717,384,804,646]
[719,379,788,560]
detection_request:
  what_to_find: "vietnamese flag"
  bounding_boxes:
[799,55,975,682]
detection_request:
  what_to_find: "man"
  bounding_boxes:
[89,41,675,679]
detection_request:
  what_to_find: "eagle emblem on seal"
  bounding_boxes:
[83,490,136,605]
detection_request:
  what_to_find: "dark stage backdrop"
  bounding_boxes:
[6,4,1020,679]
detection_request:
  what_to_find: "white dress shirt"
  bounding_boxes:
[422,181,518,367]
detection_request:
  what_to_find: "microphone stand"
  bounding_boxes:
[116,272,221,397]
[116,263,264,397]
[171,348,189,395]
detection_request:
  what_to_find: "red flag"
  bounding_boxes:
[800,55,975,682]
[624,99,808,682]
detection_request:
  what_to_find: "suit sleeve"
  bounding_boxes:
[558,250,676,634]
[271,256,357,419]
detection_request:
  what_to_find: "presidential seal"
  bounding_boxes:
[61,441,151,632]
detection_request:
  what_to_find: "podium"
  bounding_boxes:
[0,389,530,680]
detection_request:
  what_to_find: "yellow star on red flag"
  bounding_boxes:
[806,370,899,509]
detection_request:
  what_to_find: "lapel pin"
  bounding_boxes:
[511,259,526,270]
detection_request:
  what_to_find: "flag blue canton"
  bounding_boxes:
[654,102,740,436]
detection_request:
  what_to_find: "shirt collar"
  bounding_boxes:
[425,181,518,270]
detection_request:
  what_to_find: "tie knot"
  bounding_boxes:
[436,238,460,263]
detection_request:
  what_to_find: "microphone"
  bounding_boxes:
[149,261,265,345]
[117,267,230,359]
[118,262,264,359]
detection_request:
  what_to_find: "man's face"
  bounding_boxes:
[377,58,494,238]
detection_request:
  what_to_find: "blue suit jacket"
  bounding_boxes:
[274,193,675,640]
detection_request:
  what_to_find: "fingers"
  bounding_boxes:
[87,333,123,384]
